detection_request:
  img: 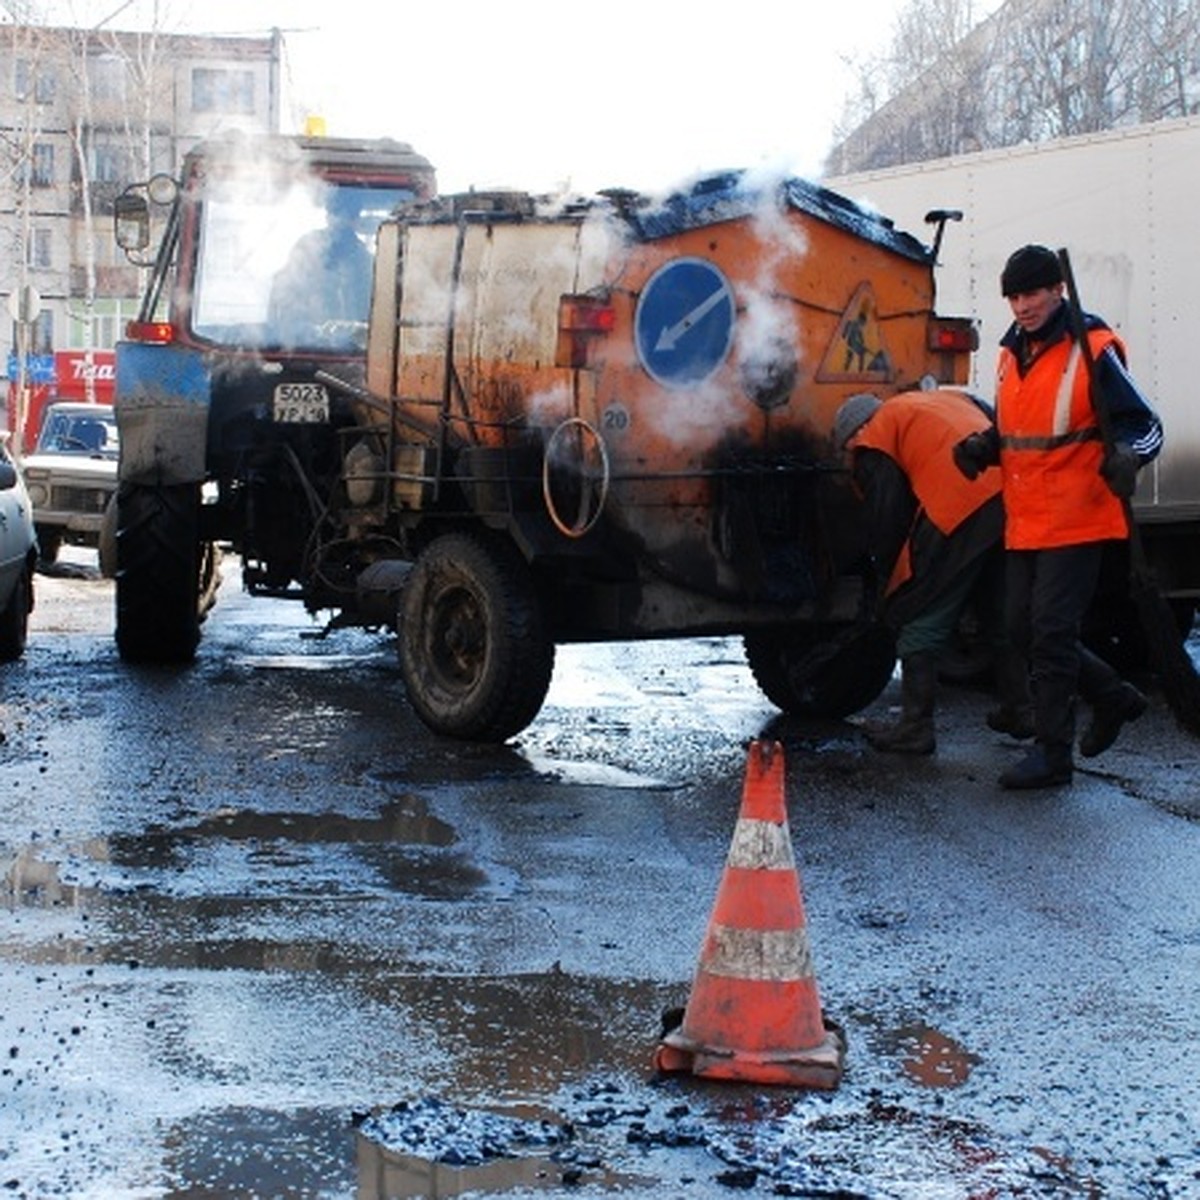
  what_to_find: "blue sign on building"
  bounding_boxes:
[5,353,56,384]
[634,258,735,388]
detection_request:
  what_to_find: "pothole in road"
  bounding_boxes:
[353,1082,1105,1198]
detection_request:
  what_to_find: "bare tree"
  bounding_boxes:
[829,0,1200,173]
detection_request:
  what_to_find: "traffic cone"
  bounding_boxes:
[654,739,845,1088]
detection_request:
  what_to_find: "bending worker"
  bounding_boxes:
[834,388,1031,756]
[954,244,1163,790]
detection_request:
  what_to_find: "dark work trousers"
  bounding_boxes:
[1004,542,1126,752]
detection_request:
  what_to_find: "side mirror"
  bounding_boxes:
[115,189,151,252]
[0,460,17,490]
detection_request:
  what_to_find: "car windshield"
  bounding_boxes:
[37,409,119,459]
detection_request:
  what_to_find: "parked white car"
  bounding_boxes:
[0,433,37,660]
[20,402,118,569]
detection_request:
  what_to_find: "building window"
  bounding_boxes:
[31,310,53,355]
[35,68,55,104]
[31,142,54,187]
[90,55,126,102]
[26,228,51,270]
[91,142,127,184]
[14,60,55,103]
[192,67,255,115]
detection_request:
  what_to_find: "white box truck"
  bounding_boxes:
[827,116,1200,656]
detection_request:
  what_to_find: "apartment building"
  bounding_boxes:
[1,22,282,402]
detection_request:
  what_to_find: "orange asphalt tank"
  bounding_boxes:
[364,173,970,604]
[351,172,973,740]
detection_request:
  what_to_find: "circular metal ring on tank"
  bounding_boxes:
[542,418,610,539]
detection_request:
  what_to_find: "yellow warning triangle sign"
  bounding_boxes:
[817,282,893,383]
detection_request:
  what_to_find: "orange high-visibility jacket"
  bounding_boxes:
[995,329,1129,549]
[852,389,1001,593]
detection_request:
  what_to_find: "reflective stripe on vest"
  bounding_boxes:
[999,345,1103,451]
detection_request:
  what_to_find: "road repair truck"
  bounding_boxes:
[114,152,977,741]
[826,116,1200,658]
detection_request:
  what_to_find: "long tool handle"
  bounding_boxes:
[1058,248,1200,735]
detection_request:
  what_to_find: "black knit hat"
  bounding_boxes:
[1000,245,1063,297]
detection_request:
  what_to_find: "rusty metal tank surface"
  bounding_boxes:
[365,175,971,605]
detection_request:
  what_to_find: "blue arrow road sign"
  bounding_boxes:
[634,257,735,388]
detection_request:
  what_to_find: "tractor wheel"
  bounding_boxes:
[398,532,554,742]
[0,559,32,661]
[115,482,212,664]
[98,495,118,579]
[34,525,62,567]
[744,623,897,719]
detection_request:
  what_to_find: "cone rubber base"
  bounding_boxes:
[653,1018,846,1090]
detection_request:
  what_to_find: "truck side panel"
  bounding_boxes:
[827,117,1200,522]
[369,187,967,610]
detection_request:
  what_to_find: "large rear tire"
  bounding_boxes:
[744,623,896,719]
[115,482,209,664]
[0,560,32,661]
[398,532,554,742]
[98,495,118,579]
[34,525,62,567]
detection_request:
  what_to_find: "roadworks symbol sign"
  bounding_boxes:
[818,282,893,383]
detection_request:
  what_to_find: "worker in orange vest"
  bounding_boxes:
[954,244,1163,790]
[834,388,1031,755]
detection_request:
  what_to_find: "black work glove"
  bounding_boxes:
[1101,442,1140,499]
[953,429,999,481]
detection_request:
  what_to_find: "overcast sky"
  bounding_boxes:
[60,0,916,195]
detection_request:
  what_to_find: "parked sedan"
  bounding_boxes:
[20,402,118,569]
[0,433,37,660]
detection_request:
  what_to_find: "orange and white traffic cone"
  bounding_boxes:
[654,739,845,1088]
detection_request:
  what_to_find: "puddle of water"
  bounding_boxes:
[357,1144,570,1198]
[126,797,457,850]
[158,1105,356,1197]
[890,1022,981,1088]
[233,653,374,671]
[3,795,483,921]
[368,749,678,792]
[521,755,675,790]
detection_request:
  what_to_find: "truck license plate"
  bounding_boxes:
[273,383,329,423]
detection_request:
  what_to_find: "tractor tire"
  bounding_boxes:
[34,525,62,567]
[98,495,118,579]
[398,532,554,742]
[744,623,897,719]
[115,482,209,664]
[0,560,32,661]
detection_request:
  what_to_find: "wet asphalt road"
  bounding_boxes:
[3,549,1200,1199]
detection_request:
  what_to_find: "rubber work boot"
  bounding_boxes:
[1079,681,1147,758]
[998,744,1074,790]
[999,676,1074,790]
[866,652,937,755]
[986,654,1034,740]
[987,705,1035,739]
[988,652,1036,734]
